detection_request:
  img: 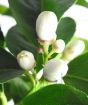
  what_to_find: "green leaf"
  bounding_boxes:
[4,76,32,103]
[0,48,23,83]
[6,26,37,57]
[0,28,4,47]
[56,17,76,44]
[8,0,40,46]
[19,84,88,105]
[0,5,11,16]
[41,0,77,20]
[77,0,88,8]
[64,52,88,94]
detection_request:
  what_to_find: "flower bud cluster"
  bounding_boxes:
[16,11,85,84]
[36,11,65,54]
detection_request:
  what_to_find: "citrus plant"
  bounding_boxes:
[0,0,88,105]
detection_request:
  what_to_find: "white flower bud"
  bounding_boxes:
[63,40,85,61]
[17,50,35,70]
[43,59,68,82]
[36,11,58,41]
[52,39,65,53]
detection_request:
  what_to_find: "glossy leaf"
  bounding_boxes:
[8,0,40,45]
[56,17,76,44]
[4,76,32,103]
[77,0,88,8]
[41,0,77,20]
[19,84,88,105]
[0,28,4,47]
[64,53,88,94]
[0,48,23,83]
[6,26,37,57]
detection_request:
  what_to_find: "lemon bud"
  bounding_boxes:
[37,48,44,54]
[43,59,68,82]
[36,11,58,41]
[63,40,85,61]
[17,50,35,70]
[53,39,65,53]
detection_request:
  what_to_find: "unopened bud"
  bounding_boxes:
[63,40,85,61]
[37,48,44,54]
[17,50,35,70]
[36,11,58,41]
[52,39,65,53]
[43,59,68,82]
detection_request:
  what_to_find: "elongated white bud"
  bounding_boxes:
[17,50,35,70]
[36,11,58,41]
[43,59,68,82]
[52,39,65,53]
[63,40,85,61]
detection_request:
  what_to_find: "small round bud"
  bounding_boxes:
[37,48,44,54]
[17,50,35,70]
[52,39,65,53]
[36,11,58,41]
[63,40,85,61]
[43,59,68,82]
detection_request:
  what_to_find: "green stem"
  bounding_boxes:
[43,45,49,55]
[24,70,36,89]
[55,53,62,59]
[43,45,49,64]
[0,84,7,105]
[44,55,48,64]
[0,92,7,105]
[48,50,55,58]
